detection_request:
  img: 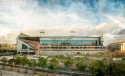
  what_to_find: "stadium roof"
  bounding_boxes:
[18,33,30,37]
[40,36,99,38]
[18,33,39,42]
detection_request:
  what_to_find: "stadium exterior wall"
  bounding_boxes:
[36,51,105,56]
[16,33,106,55]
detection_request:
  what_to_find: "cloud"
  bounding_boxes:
[0,0,125,45]
[106,15,125,28]
[89,22,119,35]
[116,29,125,35]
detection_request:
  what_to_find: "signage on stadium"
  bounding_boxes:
[33,43,40,50]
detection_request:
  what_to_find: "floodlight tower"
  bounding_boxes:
[40,31,45,36]
[39,31,45,56]
[70,31,75,36]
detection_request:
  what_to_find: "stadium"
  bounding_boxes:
[17,32,106,55]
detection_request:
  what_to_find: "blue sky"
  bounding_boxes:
[0,0,125,45]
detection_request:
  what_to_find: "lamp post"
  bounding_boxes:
[31,60,34,76]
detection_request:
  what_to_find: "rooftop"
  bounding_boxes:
[40,36,99,38]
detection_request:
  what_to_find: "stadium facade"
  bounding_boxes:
[17,33,106,55]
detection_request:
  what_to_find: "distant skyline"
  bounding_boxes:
[0,0,125,45]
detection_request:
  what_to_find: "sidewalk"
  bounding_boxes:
[0,70,31,76]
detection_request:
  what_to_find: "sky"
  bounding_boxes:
[0,0,125,45]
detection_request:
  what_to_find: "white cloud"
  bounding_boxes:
[0,0,125,45]
[106,15,125,28]
[90,22,119,35]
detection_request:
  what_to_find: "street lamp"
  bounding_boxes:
[31,60,34,76]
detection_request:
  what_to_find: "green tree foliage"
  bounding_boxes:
[48,57,59,70]
[50,57,58,64]
[14,57,22,65]
[8,59,15,65]
[1,56,125,76]
[104,62,113,76]
[28,59,37,74]
[48,62,57,70]
[63,59,73,70]
[112,63,125,76]
[38,57,47,68]
[75,61,86,71]
[14,57,22,72]
[20,56,29,67]
[104,62,125,76]
[1,57,8,64]
[89,60,105,76]
[28,59,36,67]
[0,57,8,69]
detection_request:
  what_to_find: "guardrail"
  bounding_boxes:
[0,63,91,76]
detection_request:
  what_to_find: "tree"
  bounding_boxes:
[20,56,29,73]
[21,56,29,67]
[48,57,59,70]
[113,51,125,57]
[104,62,125,76]
[106,50,111,53]
[89,60,105,76]
[28,59,36,67]
[75,61,86,71]
[48,62,57,70]
[38,57,47,68]
[8,59,15,70]
[63,59,73,70]
[14,57,22,72]
[28,59,37,74]
[112,63,125,76]
[50,57,58,64]
[104,62,113,76]
[0,57,8,69]
[14,57,22,65]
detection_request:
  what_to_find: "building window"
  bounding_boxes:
[22,44,28,49]
[29,47,33,50]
